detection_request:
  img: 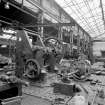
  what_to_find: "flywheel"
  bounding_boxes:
[24,59,40,79]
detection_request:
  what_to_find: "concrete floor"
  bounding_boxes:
[22,94,51,105]
[21,73,105,105]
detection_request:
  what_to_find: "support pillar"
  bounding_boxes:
[58,26,62,40]
[89,38,94,63]
[70,30,73,55]
[38,10,44,38]
[77,34,80,54]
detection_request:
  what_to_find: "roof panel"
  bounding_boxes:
[55,0,105,37]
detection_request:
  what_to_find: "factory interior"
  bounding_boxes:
[1,0,105,105]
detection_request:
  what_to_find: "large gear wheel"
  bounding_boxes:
[24,59,40,79]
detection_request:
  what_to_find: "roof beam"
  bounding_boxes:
[100,0,105,29]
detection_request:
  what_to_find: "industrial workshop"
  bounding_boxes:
[0,0,105,105]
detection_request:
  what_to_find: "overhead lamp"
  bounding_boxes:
[5,2,10,9]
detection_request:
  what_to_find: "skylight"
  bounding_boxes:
[55,0,105,38]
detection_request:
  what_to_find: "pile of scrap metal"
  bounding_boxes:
[57,53,91,82]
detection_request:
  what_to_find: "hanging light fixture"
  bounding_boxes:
[5,2,10,9]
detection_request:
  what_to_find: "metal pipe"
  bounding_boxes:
[21,0,24,8]
[0,19,12,25]
[100,0,105,29]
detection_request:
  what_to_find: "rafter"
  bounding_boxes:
[100,0,105,29]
